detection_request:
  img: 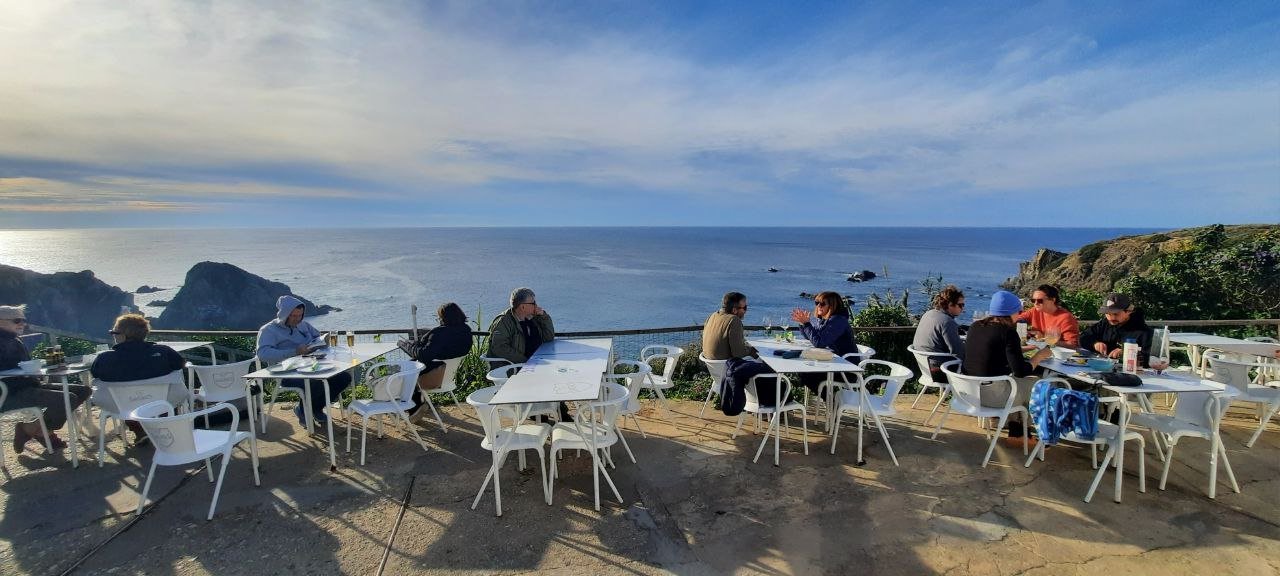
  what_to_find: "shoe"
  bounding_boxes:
[408,403,431,424]
[12,426,32,454]
[294,404,309,427]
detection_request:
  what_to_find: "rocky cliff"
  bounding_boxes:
[1003,224,1279,295]
[153,261,335,330]
[0,264,134,334]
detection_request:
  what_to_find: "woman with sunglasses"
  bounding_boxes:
[790,291,858,396]
[0,305,91,453]
[1016,285,1080,347]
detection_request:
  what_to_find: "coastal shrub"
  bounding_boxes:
[1059,289,1102,319]
[852,289,915,378]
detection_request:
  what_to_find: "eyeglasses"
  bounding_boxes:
[521,301,537,307]
[1031,298,1046,304]
[8,318,26,324]
[814,301,827,307]
[108,330,121,335]
[735,305,749,311]
[953,302,966,308]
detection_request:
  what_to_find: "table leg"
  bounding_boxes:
[856,381,865,466]
[322,377,337,470]
[1114,399,1128,502]
[825,372,836,432]
[57,377,80,468]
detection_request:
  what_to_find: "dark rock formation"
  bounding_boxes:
[0,264,134,334]
[147,299,170,307]
[153,262,332,330]
[135,285,164,294]
[847,270,876,282]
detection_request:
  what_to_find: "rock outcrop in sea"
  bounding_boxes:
[0,264,134,334]
[153,261,335,330]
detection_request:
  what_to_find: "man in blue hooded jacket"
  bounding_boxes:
[256,295,351,427]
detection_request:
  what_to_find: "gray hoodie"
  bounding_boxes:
[255,295,322,364]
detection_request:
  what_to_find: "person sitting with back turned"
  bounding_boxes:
[399,302,473,423]
[704,292,780,411]
[0,305,91,453]
[1079,292,1154,367]
[487,287,570,420]
[912,285,967,381]
[91,313,189,445]
[790,290,858,397]
[963,290,1052,438]
[1016,284,1080,347]
[256,295,352,428]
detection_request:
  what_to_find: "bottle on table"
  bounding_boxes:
[1122,338,1139,374]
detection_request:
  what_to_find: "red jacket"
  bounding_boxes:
[1016,307,1080,346]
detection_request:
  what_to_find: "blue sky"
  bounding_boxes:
[1,0,1277,228]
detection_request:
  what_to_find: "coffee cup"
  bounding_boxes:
[18,359,45,372]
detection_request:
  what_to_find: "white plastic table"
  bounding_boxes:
[748,339,873,464]
[243,342,398,470]
[155,341,219,364]
[0,364,92,468]
[1040,358,1229,502]
[1167,332,1280,373]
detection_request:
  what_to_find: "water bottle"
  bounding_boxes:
[1122,338,1139,374]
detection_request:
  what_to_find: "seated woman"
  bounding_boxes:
[90,313,189,445]
[963,291,1052,437]
[790,291,858,397]
[399,302,473,422]
[0,305,91,452]
[1016,284,1080,347]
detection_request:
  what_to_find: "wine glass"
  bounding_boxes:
[1149,355,1170,375]
[762,315,773,336]
[1044,330,1061,348]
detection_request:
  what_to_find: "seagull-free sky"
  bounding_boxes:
[1,1,1277,228]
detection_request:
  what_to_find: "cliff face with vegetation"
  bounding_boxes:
[1003,224,1278,296]
[0,264,133,334]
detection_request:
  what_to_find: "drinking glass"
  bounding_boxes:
[762,315,773,335]
[326,332,339,347]
[346,330,356,348]
[1044,330,1060,348]
[1015,323,1028,343]
[1149,355,1170,375]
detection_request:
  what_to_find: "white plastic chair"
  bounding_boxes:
[932,360,1029,467]
[189,359,257,430]
[810,347,878,421]
[1130,388,1239,499]
[0,380,54,464]
[604,360,651,464]
[486,364,559,422]
[907,345,957,426]
[1242,336,1280,387]
[94,370,188,468]
[829,359,912,465]
[417,356,464,432]
[128,399,259,520]
[467,386,551,516]
[698,355,726,417]
[733,373,809,466]
[549,382,629,511]
[344,361,428,466]
[1023,378,1146,502]
[639,345,682,415]
[1202,353,1279,448]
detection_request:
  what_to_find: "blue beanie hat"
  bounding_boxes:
[988,290,1022,317]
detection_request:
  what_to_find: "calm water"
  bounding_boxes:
[0,227,1153,331]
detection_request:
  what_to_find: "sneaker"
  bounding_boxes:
[1006,420,1025,438]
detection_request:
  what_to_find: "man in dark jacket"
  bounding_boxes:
[91,313,189,444]
[1079,293,1154,367]
[0,304,91,452]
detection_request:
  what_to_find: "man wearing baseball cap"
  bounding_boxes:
[1079,293,1154,367]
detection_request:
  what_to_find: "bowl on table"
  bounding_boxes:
[1050,346,1078,361]
[1085,358,1115,371]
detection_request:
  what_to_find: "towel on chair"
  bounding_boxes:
[1031,379,1099,445]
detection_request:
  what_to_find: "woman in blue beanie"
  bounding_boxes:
[961,290,1052,437]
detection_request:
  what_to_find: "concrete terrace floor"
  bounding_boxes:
[2,394,1278,575]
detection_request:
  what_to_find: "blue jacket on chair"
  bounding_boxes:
[1031,379,1098,445]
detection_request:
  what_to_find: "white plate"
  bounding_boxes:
[295,362,335,374]
[266,364,293,374]
[67,362,90,370]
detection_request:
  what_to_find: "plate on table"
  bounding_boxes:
[266,364,294,374]
[295,362,335,374]
[66,362,90,370]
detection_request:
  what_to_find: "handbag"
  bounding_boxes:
[1095,371,1142,387]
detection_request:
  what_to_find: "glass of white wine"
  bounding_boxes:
[1149,355,1170,375]
[1044,330,1061,348]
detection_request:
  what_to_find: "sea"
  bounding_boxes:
[0,227,1155,332]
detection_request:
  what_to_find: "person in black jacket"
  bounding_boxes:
[90,314,188,444]
[0,304,91,453]
[1079,293,1154,367]
[963,291,1051,437]
[398,303,473,422]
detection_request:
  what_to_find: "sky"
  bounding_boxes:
[0,0,1277,229]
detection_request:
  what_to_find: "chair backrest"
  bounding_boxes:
[434,356,465,393]
[486,363,524,389]
[700,355,728,383]
[105,371,185,418]
[572,382,629,448]
[370,361,423,402]
[605,360,651,414]
[640,345,683,382]
[1171,391,1228,430]
[131,400,199,456]
[844,345,876,364]
[859,359,914,402]
[189,359,255,403]
[466,386,516,447]
[742,374,791,408]
[940,360,1006,413]
[1206,353,1252,397]
[907,345,955,387]
[481,356,512,372]
[1245,336,1279,343]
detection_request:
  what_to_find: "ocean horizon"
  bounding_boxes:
[0,227,1158,332]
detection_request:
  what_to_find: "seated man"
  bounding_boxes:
[912,285,967,380]
[1079,293,1154,367]
[0,305,91,452]
[256,295,352,428]
[486,287,570,420]
[91,313,189,444]
[704,292,780,410]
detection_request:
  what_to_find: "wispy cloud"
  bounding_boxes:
[0,1,1276,226]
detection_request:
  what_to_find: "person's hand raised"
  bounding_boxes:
[791,308,810,324]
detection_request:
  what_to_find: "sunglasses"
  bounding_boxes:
[8,318,27,324]
[1031,298,1046,304]
[814,301,827,306]
[953,302,966,308]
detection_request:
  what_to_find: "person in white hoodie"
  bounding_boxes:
[256,295,351,427]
